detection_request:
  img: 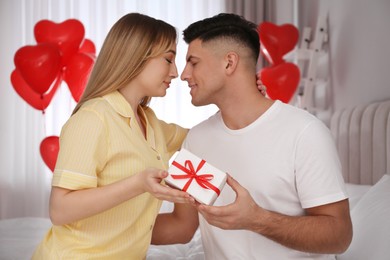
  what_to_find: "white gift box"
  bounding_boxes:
[166,148,227,205]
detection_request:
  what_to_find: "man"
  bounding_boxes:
[153,13,352,259]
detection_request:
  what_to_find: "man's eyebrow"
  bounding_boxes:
[186,55,198,62]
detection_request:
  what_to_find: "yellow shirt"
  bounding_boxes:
[32,91,188,259]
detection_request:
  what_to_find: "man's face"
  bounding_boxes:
[181,39,225,106]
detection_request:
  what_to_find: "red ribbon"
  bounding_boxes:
[171,160,221,195]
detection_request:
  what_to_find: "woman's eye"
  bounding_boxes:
[165,58,173,64]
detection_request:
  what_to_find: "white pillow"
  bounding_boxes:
[345,183,372,209]
[337,174,390,260]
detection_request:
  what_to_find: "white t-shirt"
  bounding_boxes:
[183,100,347,260]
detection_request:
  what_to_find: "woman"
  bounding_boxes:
[32,12,267,259]
[32,13,195,259]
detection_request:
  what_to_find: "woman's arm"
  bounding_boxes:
[49,168,192,225]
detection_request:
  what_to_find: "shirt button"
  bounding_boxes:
[157,155,161,160]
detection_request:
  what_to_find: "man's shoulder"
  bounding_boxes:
[276,101,319,123]
[189,111,220,133]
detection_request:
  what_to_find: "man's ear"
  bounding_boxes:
[224,52,239,75]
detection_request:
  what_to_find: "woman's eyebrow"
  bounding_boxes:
[166,49,176,55]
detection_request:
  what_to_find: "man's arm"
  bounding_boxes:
[196,175,353,254]
[151,202,199,245]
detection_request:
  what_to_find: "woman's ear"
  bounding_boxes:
[225,52,239,74]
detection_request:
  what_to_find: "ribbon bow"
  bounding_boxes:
[171,160,220,195]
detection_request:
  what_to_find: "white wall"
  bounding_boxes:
[268,0,390,113]
[299,0,390,111]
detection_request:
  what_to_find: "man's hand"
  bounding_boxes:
[195,174,352,254]
[195,174,261,230]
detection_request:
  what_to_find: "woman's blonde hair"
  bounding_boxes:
[72,13,177,114]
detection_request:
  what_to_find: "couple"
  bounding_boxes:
[32,13,352,259]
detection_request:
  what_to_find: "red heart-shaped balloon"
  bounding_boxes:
[34,19,85,66]
[14,43,62,95]
[40,136,60,172]
[260,62,300,103]
[79,38,96,57]
[11,69,62,111]
[258,22,299,65]
[64,53,94,102]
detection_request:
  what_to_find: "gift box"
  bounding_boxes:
[166,148,227,205]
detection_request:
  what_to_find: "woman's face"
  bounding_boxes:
[136,42,178,98]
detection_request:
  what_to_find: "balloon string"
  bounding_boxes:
[42,110,47,136]
[40,94,46,115]
[40,94,47,136]
[41,94,46,136]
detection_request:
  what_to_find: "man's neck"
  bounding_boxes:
[218,90,275,130]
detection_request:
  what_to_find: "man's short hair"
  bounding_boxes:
[183,13,260,62]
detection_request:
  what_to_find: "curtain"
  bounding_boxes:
[225,0,265,69]
[225,0,265,24]
[0,0,225,219]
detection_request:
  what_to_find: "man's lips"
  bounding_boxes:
[189,84,197,95]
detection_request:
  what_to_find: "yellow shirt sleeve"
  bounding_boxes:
[52,107,108,190]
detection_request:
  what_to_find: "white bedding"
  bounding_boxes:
[0,217,204,260]
[338,174,390,260]
[147,229,204,260]
[0,183,373,260]
[0,217,51,260]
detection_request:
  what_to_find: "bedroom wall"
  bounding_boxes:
[269,0,390,112]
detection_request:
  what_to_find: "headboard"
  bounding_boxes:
[330,100,390,185]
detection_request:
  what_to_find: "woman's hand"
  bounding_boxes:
[256,74,267,96]
[137,168,194,204]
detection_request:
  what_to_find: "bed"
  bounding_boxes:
[1,99,389,260]
[330,99,390,260]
